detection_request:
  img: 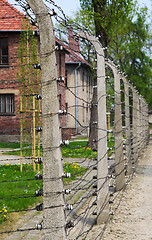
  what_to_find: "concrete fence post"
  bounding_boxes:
[146,102,149,144]
[138,96,143,152]
[132,87,139,164]
[136,94,140,154]
[123,77,132,174]
[141,97,146,148]
[143,99,149,146]
[139,96,148,151]
[105,61,125,191]
[26,1,66,239]
[78,31,109,223]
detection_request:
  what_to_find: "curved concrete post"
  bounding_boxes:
[142,98,149,146]
[26,1,66,239]
[123,77,132,174]
[138,97,143,151]
[78,31,109,224]
[131,87,139,164]
[145,102,149,144]
[105,60,125,191]
[140,97,145,149]
[136,95,140,154]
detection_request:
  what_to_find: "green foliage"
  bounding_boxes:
[18,20,40,96]
[108,5,152,107]
[55,10,96,67]
[56,1,152,108]
[79,0,152,108]
[17,18,41,154]
[80,0,134,46]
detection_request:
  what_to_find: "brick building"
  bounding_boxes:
[0,0,68,142]
[0,0,92,142]
[0,0,24,142]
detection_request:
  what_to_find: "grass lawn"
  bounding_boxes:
[0,162,86,226]
[0,142,20,149]
[62,141,97,159]
[1,139,115,158]
[63,162,87,184]
[0,141,88,225]
[0,164,43,224]
[62,140,115,158]
[0,139,116,227]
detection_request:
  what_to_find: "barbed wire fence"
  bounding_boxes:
[0,0,149,239]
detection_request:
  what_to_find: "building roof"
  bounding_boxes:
[55,37,90,66]
[0,0,27,31]
[65,50,90,66]
[0,0,90,66]
[55,37,69,54]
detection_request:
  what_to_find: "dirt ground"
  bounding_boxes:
[87,140,152,240]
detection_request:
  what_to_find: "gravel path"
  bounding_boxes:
[87,139,152,239]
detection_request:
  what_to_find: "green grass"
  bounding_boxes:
[0,164,43,224]
[2,141,95,158]
[1,140,115,158]
[0,142,20,149]
[0,161,86,224]
[63,162,87,184]
[62,140,115,158]
[1,143,42,157]
[73,136,88,140]
[62,141,97,159]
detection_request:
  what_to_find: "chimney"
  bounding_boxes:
[68,27,79,54]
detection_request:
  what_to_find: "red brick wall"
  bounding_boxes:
[0,33,68,140]
[62,128,76,140]
[0,32,20,137]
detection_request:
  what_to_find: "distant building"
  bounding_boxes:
[63,28,93,139]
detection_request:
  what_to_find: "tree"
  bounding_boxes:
[80,0,134,49]
[80,0,152,108]
[108,5,152,108]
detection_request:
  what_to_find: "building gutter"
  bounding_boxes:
[75,63,81,133]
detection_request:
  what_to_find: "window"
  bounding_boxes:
[65,103,68,123]
[82,71,84,91]
[87,75,89,93]
[82,103,85,122]
[89,75,91,94]
[65,102,68,113]
[59,94,62,109]
[65,70,68,87]
[0,94,14,114]
[0,38,8,65]
[59,52,61,77]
